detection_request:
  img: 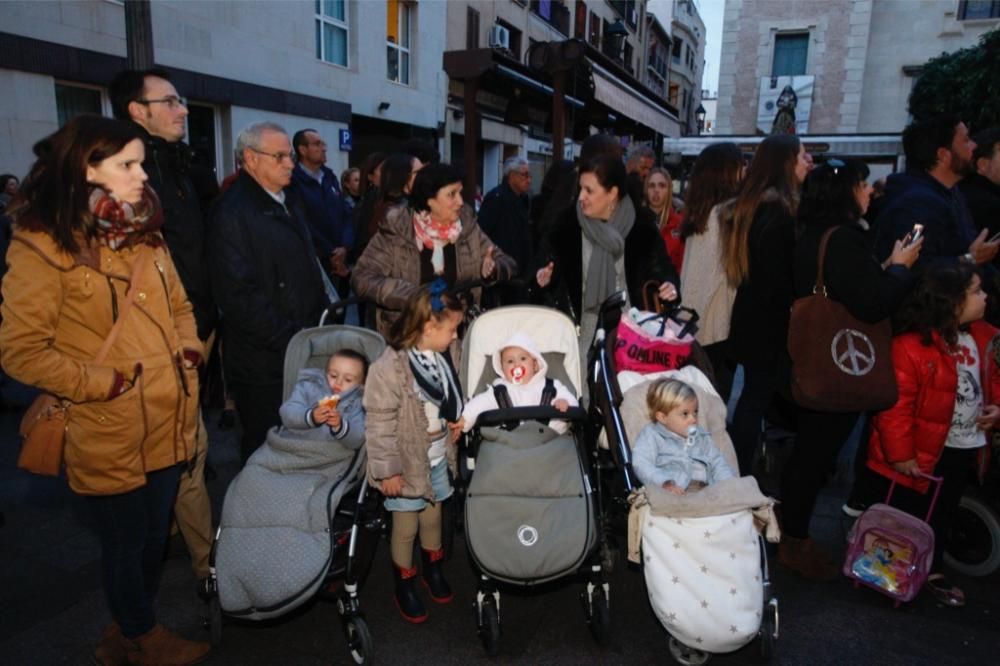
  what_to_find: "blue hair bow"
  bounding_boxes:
[429,278,449,312]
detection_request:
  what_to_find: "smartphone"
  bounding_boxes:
[906,223,924,246]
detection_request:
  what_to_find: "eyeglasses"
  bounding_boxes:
[250,147,294,164]
[136,96,187,110]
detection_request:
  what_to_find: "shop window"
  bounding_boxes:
[55,82,104,127]
[772,33,808,77]
[316,0,348,67]
[387,0,411,85]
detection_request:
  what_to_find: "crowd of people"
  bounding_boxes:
[1,64,1000,665]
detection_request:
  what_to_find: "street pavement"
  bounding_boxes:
[1,376,999,666]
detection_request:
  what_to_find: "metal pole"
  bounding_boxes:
[551,70,566,160]
[124,0,155,69]
[463,77,479,207]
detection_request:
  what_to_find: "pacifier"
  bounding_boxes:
[511,366,526,384]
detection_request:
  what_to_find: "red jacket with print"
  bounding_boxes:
[868,320,1000,493]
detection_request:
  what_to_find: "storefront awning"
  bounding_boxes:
[589,60,678,138]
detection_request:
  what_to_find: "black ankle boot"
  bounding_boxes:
[421,548,453,603]
[393,564,428,623]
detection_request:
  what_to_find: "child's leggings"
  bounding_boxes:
[390,503,442,569]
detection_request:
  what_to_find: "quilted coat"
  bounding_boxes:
[0,228,201,495]
[868,320,1000,493]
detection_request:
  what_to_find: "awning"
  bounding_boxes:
[590,60,678,137]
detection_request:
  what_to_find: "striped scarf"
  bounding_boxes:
[408,349,463,422]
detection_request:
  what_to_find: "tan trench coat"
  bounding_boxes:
[0,229,202,495]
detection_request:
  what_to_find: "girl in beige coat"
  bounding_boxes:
[364,279,465,623]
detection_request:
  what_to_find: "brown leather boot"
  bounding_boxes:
[124,624,210,666]
[93,623,126,666]
[777,535,839,581]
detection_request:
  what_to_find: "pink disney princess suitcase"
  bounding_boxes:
[843,474,943,606]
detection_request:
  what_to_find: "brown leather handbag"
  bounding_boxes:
[787,227,897,412]
[17,249,149,476]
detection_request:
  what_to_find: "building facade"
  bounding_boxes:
[667,0,705,135]
[715,0,1000,136]
[0,0,447,179]
[443,0,682,193]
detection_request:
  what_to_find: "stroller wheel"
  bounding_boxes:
[668,636,710,665]
[586,585,612,646]
[207,595,223,648]
[758,598,779,661]
[944,492,1000,577]
[478,595,501,656]
[343,617,373,665]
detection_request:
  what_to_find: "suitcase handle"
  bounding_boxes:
[886,472,943,523]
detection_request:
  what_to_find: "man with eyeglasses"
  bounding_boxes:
[289,129,352,299]
[477,156,534,306]
[110,68,217,604]
[208,122,327,465]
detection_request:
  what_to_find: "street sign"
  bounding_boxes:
[338,128,352,151]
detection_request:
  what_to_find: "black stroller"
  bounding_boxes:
[205,305,386,665]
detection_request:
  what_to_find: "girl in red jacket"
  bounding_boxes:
[866,263,1000,606]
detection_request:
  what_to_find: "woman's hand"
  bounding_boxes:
[891,458,922,477]
[976,404,1000,430]
[381,475,404,497]
[481,245,497,279]
[658,281,678,303]
[536,261,554,288]
[889,237,922,269]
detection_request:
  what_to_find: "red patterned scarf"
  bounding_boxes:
[412,209,462,275]
[89,185,165,250]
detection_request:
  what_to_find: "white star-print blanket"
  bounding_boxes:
[640,506,764,653]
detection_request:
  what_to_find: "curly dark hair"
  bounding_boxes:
[894,263,978,346]
[797,158,870,234]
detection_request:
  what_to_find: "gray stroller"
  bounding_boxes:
[205,319,385,665]
[459,305,610,655]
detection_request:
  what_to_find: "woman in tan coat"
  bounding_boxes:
[352,162,516,338]
[0,116,208,666]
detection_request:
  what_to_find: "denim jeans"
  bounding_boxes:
[85,464,182,638]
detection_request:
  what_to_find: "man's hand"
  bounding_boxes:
[536,261,554,288]
[968,228,1000,265]
[330,247,349,277]
[381,475,404,496]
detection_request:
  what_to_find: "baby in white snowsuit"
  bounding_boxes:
[459,333,578,434]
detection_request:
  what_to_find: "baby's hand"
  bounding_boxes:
[663,481,685,496]
[325,408,342,430]
[448,419,464,443]
[553,398,570,412]
[312,405,332,425]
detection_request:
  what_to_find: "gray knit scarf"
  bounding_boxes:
[578,196,635,312]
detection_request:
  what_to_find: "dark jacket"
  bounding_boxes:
[534,201,679,324]
[208,171,327,386]
[873,170,978,272]
[958,173,1000,236]
[729,196,795,368]
[140,130,216,340]
[289,163,352,263]
[794,221,913,323]
[477,181,533,276]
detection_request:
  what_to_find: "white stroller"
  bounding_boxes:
[458,305,610,655]
[588,292,780,664]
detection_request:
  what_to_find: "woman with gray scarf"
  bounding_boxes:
[533,155,679,372]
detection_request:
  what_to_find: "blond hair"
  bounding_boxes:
[646,378,697,421]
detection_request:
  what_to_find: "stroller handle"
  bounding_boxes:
[319,297,366,327]
[473,405,588,428]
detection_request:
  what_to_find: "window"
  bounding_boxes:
[671,38,682,64]
[668,83,679,107]
[772,33,808,77]
[316,0,348,66]
[497,19,522,58]
[55,82,103,127]
[529,0,569,35]
[623,42,634,73]
[959,0,1000,19]
[467,7,480,48]
[387,0,411,84]
[574,0,586,38]
[588,11,601,47]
